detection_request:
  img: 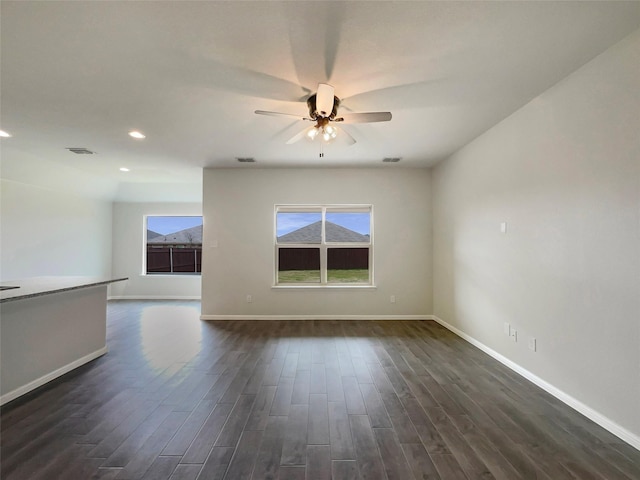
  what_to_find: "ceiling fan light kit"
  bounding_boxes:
[255,83,392,146]
[306,117,338,143]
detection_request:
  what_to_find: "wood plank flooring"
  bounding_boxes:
[2,300,639,479]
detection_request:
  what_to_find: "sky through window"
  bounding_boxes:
[277,212,369,237]
[147,216,202,235]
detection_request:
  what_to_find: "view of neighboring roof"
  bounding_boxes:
[147,230,162,240]
[147,225,203,245]
[278,221,369,243]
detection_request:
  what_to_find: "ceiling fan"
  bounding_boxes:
[255,83,392,145]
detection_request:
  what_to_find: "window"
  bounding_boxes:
[145,216,203,275]
[275,205,372,285]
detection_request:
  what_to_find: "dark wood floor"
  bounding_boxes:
[1,301,638,480]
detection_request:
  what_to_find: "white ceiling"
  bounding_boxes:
[1,1,639,201]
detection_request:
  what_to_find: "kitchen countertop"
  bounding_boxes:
[0,276,128,304]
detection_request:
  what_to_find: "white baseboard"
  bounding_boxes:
[0,346,108,406]
[109,295,201,301]
[201,314,433,321]
[432,315,640,451]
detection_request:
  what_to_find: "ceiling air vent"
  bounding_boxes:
[382,157,401,163]
[236,157,256,163]
[67,147,95,154]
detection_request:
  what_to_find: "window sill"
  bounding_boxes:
[140,274,201,278]
[272,284,377,290]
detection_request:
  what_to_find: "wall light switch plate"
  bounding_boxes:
[504,322,510,336]
[510,329,517,342]
[390,295,396,304]
[528,337,537,352]
[500,222,507,234]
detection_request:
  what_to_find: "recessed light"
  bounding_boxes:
[119,167,130,172]
[128,131,145,139]
[0,130,12,138]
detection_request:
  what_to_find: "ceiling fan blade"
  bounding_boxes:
[285,127,311,145]
[336,112,392,123]
[338,127,357,146]
[316,83,335,117]
[255,110,308,120]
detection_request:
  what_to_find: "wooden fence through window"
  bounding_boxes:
[278,247,368,271]
[147,246,202,273]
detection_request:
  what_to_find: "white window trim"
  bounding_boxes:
[274,204,374,287]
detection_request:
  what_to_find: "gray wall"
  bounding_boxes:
[201,168,432,318]
[432,30,640,443]
[0,179,113,280]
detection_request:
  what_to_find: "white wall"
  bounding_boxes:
[432,30,640,445]
[0,179,113,280]
[201,168,432,318]
[110,202,202,299]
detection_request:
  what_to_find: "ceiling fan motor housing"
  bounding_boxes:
[307,94,341,120]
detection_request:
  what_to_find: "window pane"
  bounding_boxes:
[278,248,320,283]
[325,212,370,243]
[327,248,369,283]
[277,212,322,243]
[146,216,202,275]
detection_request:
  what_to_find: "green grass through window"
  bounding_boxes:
[278,270,320,283]
[278,269,369,284]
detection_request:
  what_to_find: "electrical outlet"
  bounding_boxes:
[528,337,537,352]
[510,329,518,342]
[503,322,510,336]
[390,295,396,304]
[246,295,252,303]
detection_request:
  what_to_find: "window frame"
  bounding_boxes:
[143,215,203,276]
[274,204,374,287]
